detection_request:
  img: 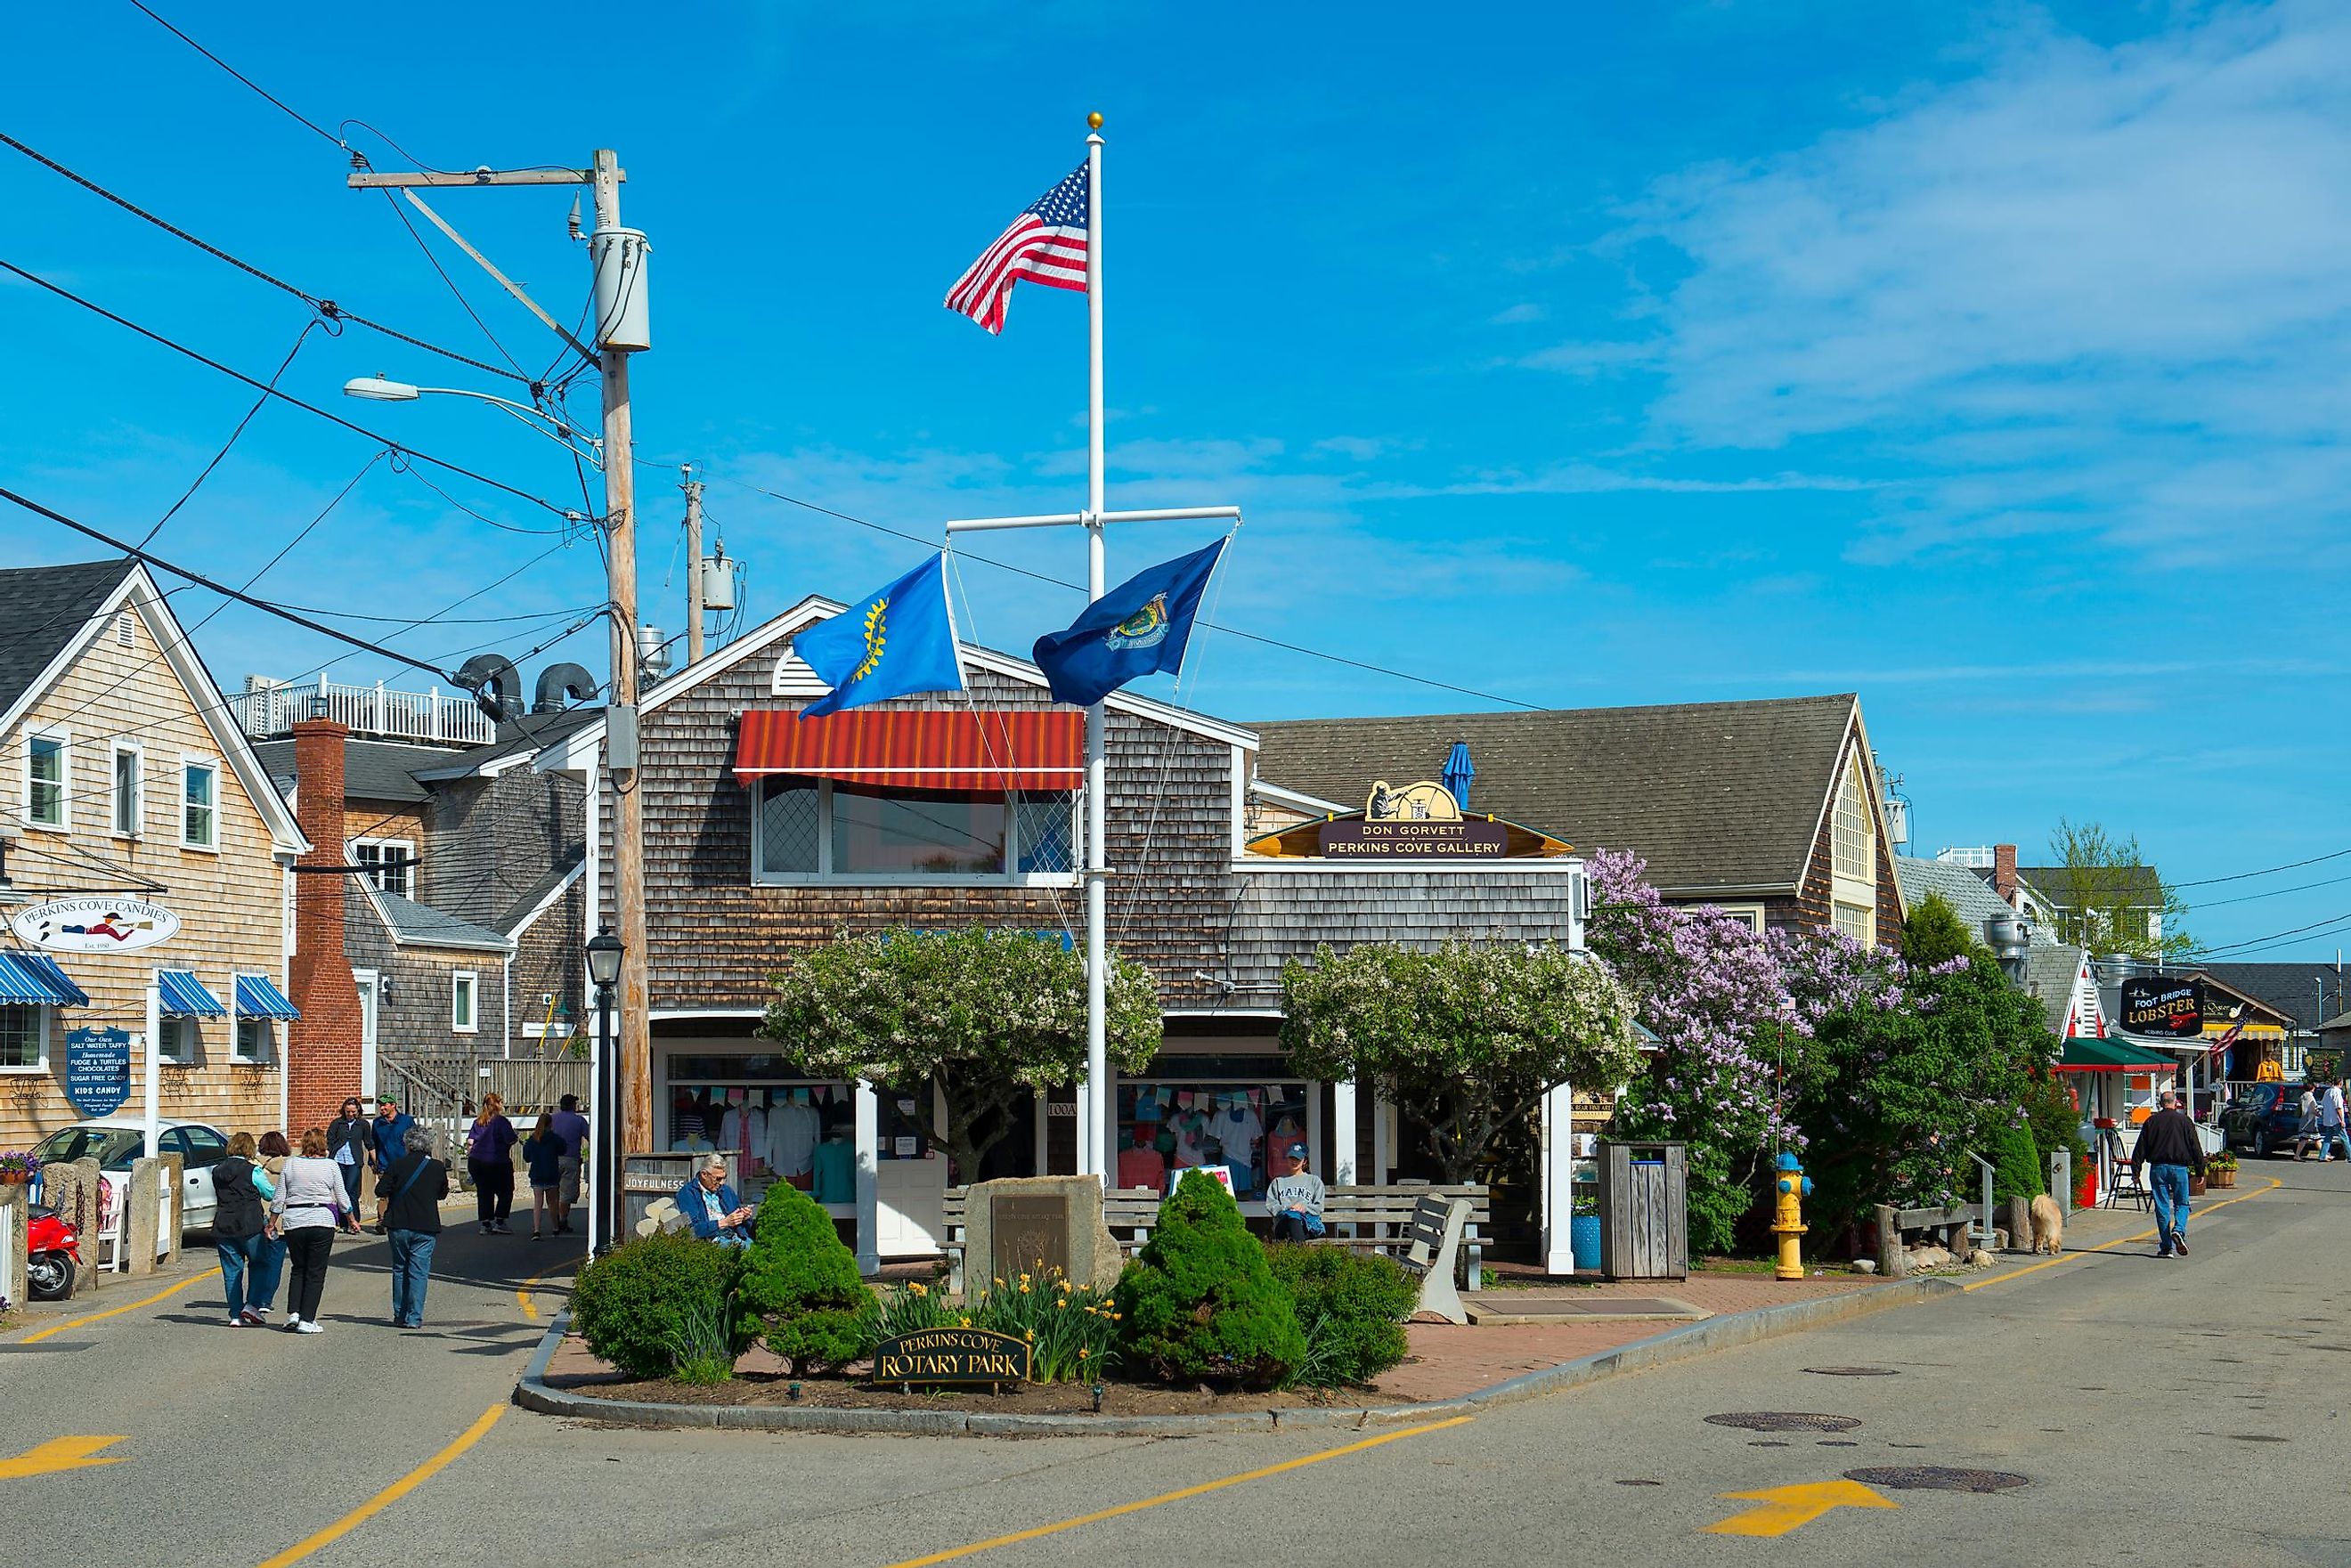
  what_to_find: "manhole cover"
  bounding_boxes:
[1845,1466,2029,1493]
[1705,1412,1861,1433]
[1805,1366,1900,1377]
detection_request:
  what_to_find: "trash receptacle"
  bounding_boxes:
[1599,1140,1688,1280]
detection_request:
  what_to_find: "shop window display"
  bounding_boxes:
[664,1064,936,1206]
[1118,1081,1307,1201]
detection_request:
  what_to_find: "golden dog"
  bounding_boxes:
[2028,1193,2064,1255]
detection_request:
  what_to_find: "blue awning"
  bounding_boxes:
[233,973,300,1020]
[0,951,89,1007]
[158,969,226,1018]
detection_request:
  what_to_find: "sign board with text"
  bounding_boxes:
[872,1328,1032,1386]
[2119,977,2203,1040]
[12,897,181,954]
[63,1027,133,1117]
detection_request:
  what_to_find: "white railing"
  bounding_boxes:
[229,676,496,746]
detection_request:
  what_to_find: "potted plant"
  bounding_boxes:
[0,1151,37,1186]
[2206,1150,2238,1190]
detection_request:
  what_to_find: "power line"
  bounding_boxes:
[373,187,528,377]
[0,259,567,515]
[2173,847,2351,890]
[2187,909,2351,960]
[126,0,342,147]
[2184,870,2351,914]
[0,129,532,386]
[139,317,321,548]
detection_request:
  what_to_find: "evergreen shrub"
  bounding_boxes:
[569,1230,748,1381]
[1264,1244,1415,1387]
[736,1181,874,1375]
[1989,1117,2046,1203]
[1114,1171,1304,1388]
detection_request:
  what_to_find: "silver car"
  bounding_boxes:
[29,1118,228,1235]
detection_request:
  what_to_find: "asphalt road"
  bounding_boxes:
[11,1166,2351,1568]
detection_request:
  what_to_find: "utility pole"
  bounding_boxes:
[346,146,656,1180]
[683,466,705,666]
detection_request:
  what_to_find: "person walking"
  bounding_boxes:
[273,1129,358,1332]
[520,1112,565,1240]
[247,1130,291,1325]
[2312,1078,2351,1164]
[210,1133,270,1326]
[465,1093,519,1235]
[2295,1084,2321,1159]
[327,1097,373,1216]
[2132,1090,2208,1259]
[367,1098,415,1231]
[378,1125,450,1329]
[547,1093,589,1237]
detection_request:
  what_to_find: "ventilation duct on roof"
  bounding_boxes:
[533,662,598,714]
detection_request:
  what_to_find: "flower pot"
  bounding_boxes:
[1570,1214,1602,1272]
[0,1171,28,1186]
[2209,1167,2235,1189]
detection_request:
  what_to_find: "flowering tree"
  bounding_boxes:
[760,926,1162,1182]
[1280,940,1643,1185]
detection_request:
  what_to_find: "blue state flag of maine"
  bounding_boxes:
[795,553,965,719]
[1032,537,1227,707]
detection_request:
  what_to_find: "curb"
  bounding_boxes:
[514,1276,1963,1436]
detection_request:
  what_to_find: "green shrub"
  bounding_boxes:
[1264,1244,1416,1388]
[569,1231,748,1381]
[736,1182,873,1375]
[1989,1117,2045,1204]
[968,1267,1119,1383]
[1114,1171,1304,1389]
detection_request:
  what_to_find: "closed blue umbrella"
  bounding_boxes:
[1441,741,1475,810]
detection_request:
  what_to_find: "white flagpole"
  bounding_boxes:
[1082,113,1109,1184]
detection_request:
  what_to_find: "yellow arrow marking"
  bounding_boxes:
[0,1436,129,1481]
[1705,1478,1899,1537]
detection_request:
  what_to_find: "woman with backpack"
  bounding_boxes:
[210,1133,271,1326]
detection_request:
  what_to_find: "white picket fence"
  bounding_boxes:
[229,676,496,746]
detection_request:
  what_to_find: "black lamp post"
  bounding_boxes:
[584,924,623,1251]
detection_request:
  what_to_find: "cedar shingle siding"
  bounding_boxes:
[346,888,508,1054]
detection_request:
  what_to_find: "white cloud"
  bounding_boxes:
[1616,2,2351,562]
[1488,302,1548,325]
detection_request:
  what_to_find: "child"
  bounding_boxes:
[520,1112,566,1240]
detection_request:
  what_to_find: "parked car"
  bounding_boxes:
[2218,1083,2307,1158]
[28,1118,229,1234]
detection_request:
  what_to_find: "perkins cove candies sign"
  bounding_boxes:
[11,896,182,954]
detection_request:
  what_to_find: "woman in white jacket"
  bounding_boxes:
[271,1128,357,1333]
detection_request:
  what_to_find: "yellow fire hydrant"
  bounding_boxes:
[1773,1151,1812,1280]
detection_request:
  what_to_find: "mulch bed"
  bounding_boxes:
[549,1361,1416,1416]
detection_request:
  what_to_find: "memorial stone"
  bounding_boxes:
[42,1159,102,1296]
[964,1175,1124,1292]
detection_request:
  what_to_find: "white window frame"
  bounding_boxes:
[451,971,480,1035]
[1712,903,1768,935]
[231,980,275,1066]
[158,1013,200,1065]
[25,729,69,832]
[110,740,142,838]
[350,837,417,899]
[180,754,220,850]
[1832,898,1875,946]
[748,776,1080,889]
[0,1003,50,1073]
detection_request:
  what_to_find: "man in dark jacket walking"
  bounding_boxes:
[377,1125,449,1328]
[2133,1091,2208,1258]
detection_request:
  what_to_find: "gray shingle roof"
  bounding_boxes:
[497,848,584,935]
[410,707,604,779]
[1249,695,1857,894]
[250,737,437,804]
[365,887,514,952]
[0,557,133,719]
[2016,864,2164,906]
[2022,945,2092,1037]
[2196,962,2348,1033]
[1893,857,2021,935]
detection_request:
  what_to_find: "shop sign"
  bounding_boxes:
[872,1327,1032,1385]
[12,896,181,954]
[64,1026,132,1117]
[1317,819,1509,858]
[2119,976,2202,1039]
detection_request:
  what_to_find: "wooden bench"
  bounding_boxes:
[1319,1185,1491,1291]
[1872,1201,1987,1277]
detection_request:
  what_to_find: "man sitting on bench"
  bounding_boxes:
[1265,1141,1326,1240]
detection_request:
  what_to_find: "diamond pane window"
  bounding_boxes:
[758,780,819,873]
[1015,792,1075,874]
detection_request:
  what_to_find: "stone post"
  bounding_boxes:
[1874,1203,1907,1279]
[125,1158,163,1278]
[154,1153,183,1267]
[43,1159,102,1296]
[2051,1150,2072,1215]
[0,1183,26,1309]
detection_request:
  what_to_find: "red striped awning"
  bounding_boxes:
[733,709,1085,791]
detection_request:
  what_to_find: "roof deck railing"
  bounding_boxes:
[228,674,495,747]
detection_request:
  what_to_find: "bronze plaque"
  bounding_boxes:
[991,1193,1070,1283]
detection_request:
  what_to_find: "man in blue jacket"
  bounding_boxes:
[368,1098,417,1232]
[675,1155,755,1247]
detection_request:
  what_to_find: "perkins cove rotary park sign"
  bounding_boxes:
[11,896,181,954]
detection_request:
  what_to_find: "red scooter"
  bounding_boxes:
[26,1204,81,1300]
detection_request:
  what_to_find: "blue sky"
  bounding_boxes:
[5,3,2348,961]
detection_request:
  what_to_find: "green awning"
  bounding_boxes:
[2057,1036,2180,1071]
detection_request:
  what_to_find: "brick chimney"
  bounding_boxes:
[286,718,363,1135]
[1993,843,2020,906]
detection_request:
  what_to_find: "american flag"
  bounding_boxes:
[945,163,1088,335]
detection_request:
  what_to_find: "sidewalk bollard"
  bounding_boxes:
[1772,1151,1812,1281]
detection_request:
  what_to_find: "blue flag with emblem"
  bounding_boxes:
[795,552,964,719]
[1032,537,1226,707]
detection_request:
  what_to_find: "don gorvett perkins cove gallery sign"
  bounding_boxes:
[1248,777,1573,863]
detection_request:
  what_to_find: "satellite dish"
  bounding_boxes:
[455,654,521,725]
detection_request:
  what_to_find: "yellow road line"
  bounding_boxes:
[515,1254,585,1321]
[254,1402,506,1568]
[882,1415,1473,1568]
[1961,1176,2282,1292]
[19,1267,221,1343]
